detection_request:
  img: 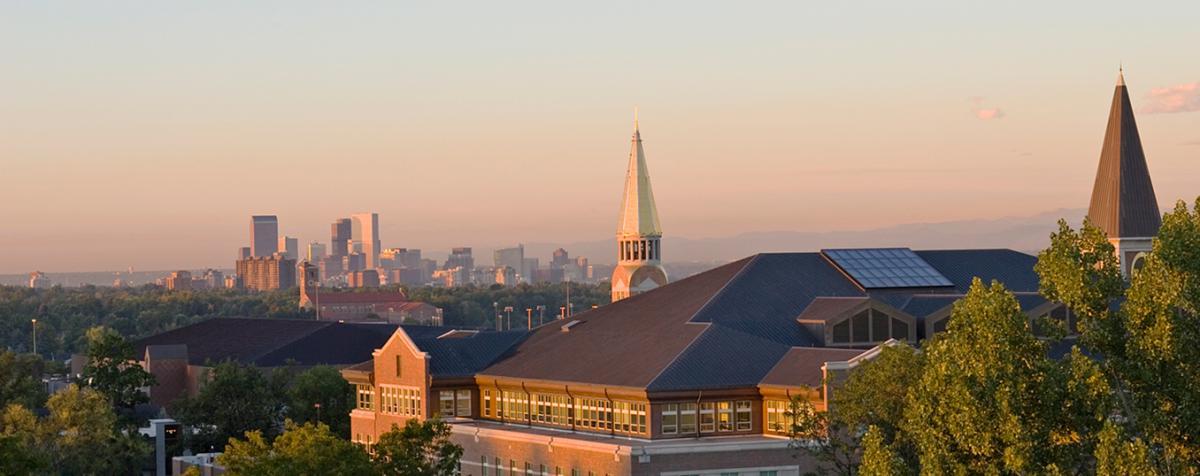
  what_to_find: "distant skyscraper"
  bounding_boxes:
[331,218,352,258]
[611,113,668,301]
[1087,69,1161,278]
[551,248,570,268]
[250,216,279,258]
[494,245,525,281]
[279,236,299,260]
[28,271,51,289]
[446,247,474,273]
[351,213,381,269]
[238,247,252,260]
[307,242,327,262]
[236,255,296,291]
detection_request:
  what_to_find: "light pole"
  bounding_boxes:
[526,308,533,330]
[313,403,322,423]
[504,306,513,330]
[536,305,545,326]
[492,302,500,330]
[31,319,37,356]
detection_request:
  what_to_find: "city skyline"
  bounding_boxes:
[4,2,1200,273]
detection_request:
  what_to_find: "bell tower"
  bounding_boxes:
[611,111,669,302]
[1086,69,1161,277]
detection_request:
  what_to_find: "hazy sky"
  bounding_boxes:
[3,1,1199,273]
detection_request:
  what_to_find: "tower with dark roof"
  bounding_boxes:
[611,112,668,301]
[1087,70,1161,277]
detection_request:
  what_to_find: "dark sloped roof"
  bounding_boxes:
[401,326,527,378]
[759,347,868,388]
[478,258,754,388]
[312,291,411,304]
[255,322,398,367]
[480,249,1043,393]
[914,249,1039,293]
[133,318,333,366]
[796,297,870,323]
[1087,77,1161,239]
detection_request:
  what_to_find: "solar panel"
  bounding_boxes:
[821,248,954,289]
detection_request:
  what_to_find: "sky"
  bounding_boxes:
[2,1,1199,273]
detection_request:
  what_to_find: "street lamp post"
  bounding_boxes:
[526,308,533,330]
[492,302,499,330]
[504,306,513,330]
[536,305,545,326]
[314,403,321,423]
[31,319,37,356]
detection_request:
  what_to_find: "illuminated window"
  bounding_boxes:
[356,384,373,410]
[735,400,752,431]
[717,401,733,432]
[766,400,788,433]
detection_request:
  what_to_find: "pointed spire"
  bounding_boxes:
[617,111,662,237]
[1087,70,1161,239]
[1117,65,1125,86]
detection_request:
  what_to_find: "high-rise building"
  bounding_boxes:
[347,269,381,288]
[29,271,51,289]
[351,213,381,269]
[550,248,570,269]
[306,242,327,263]
[446,247,474,273]
[380,248,421,270]
[494,245,525,281]
[1087,69,1161,278]
[278,236,299,261]
[250,215,279,258]
[330,218,352,258]
[611,114,668,301]
[235,254,296,291]
[165,271,192,291]
[238,247,251,260]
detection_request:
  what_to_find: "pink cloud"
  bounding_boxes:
[1140,82,1200,114]
[969,97,1005,120]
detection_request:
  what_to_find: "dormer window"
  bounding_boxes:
[797,297,917,347]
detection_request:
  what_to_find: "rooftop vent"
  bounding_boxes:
[560,320,582,333]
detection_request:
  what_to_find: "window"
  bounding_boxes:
[533,393,572,428]
[482,456,489,476]
[612,401,647,435]
[852,310,870,342]
[356,384,373,410]
[484,390,493,417]
[699,402,715,432]
[440,391,455,416]
[456,389,472,416]
[509,460,516,476]
[717,401,733,432]
[766,400,788,433]
[555,467,562,476]
[933,317,948,334]
[736,400,752,431]
[679,403,697,433]
[832,320,850,343]
[871,310,889,340]
[502,391,530,421]
[540,465,546,476]
[575,397,612,430]
[760,472,778,476]
[661,404,678,434]
[395,355,402,377]
[892,318,908,340]
[379,385,421,416]
[496,458,502,475]
[525,462,531,475]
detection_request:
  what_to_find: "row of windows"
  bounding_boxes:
[831,309,909,344]
[439,389,473,417]
[380,385,421,416]
[478,456,606,476]
[661,400,752,435]
[619,238,658,262]
[482,391,647,435]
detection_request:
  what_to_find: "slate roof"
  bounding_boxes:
[312,291,412,305]
[401,326,528,378]
[760,347,869,388]
[1087,72,1162,239]
[480,248,1045,393]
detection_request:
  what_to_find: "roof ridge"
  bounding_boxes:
[645,255,760,389]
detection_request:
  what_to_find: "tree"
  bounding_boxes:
[858,425,908,476]
[1095,421,1155,476]
[903,279,1109,474]
[218,420,373,476]
[0,350,49,409]
[80,326,156,411]
[174,361,282,452]
[1037,200,1200,470]
[789,344,923,475]
[286,365,354,437]
[372,418,463,476]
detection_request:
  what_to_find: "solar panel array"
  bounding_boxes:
[821,248,954,289]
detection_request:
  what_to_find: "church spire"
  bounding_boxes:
[1087,69,1161,240]
[616,110,662,237]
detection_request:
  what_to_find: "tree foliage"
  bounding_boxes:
[80,326,156,411]
[175,361,283,452]
[218,420,373,476]
[285,365,354,437]
[372,418,464,476]
[0,350,49,409]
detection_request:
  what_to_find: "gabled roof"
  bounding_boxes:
[134,318,335,366]
[400,326,527,378]
[796,297,871,323]
[312,291,412,305]
[1087,70,1161,239]
[616,118,662,237]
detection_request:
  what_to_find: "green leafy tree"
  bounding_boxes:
[904,279,1109,474]
[286,365,354,437]
[218,420,373,476]
[79,326,156,411]
[372,418,463,476]
[0,350,49,409]
[175,361,283,452]
[858,425,908,476]
[1037,200,1200,470]
[1095,421,1155,476]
